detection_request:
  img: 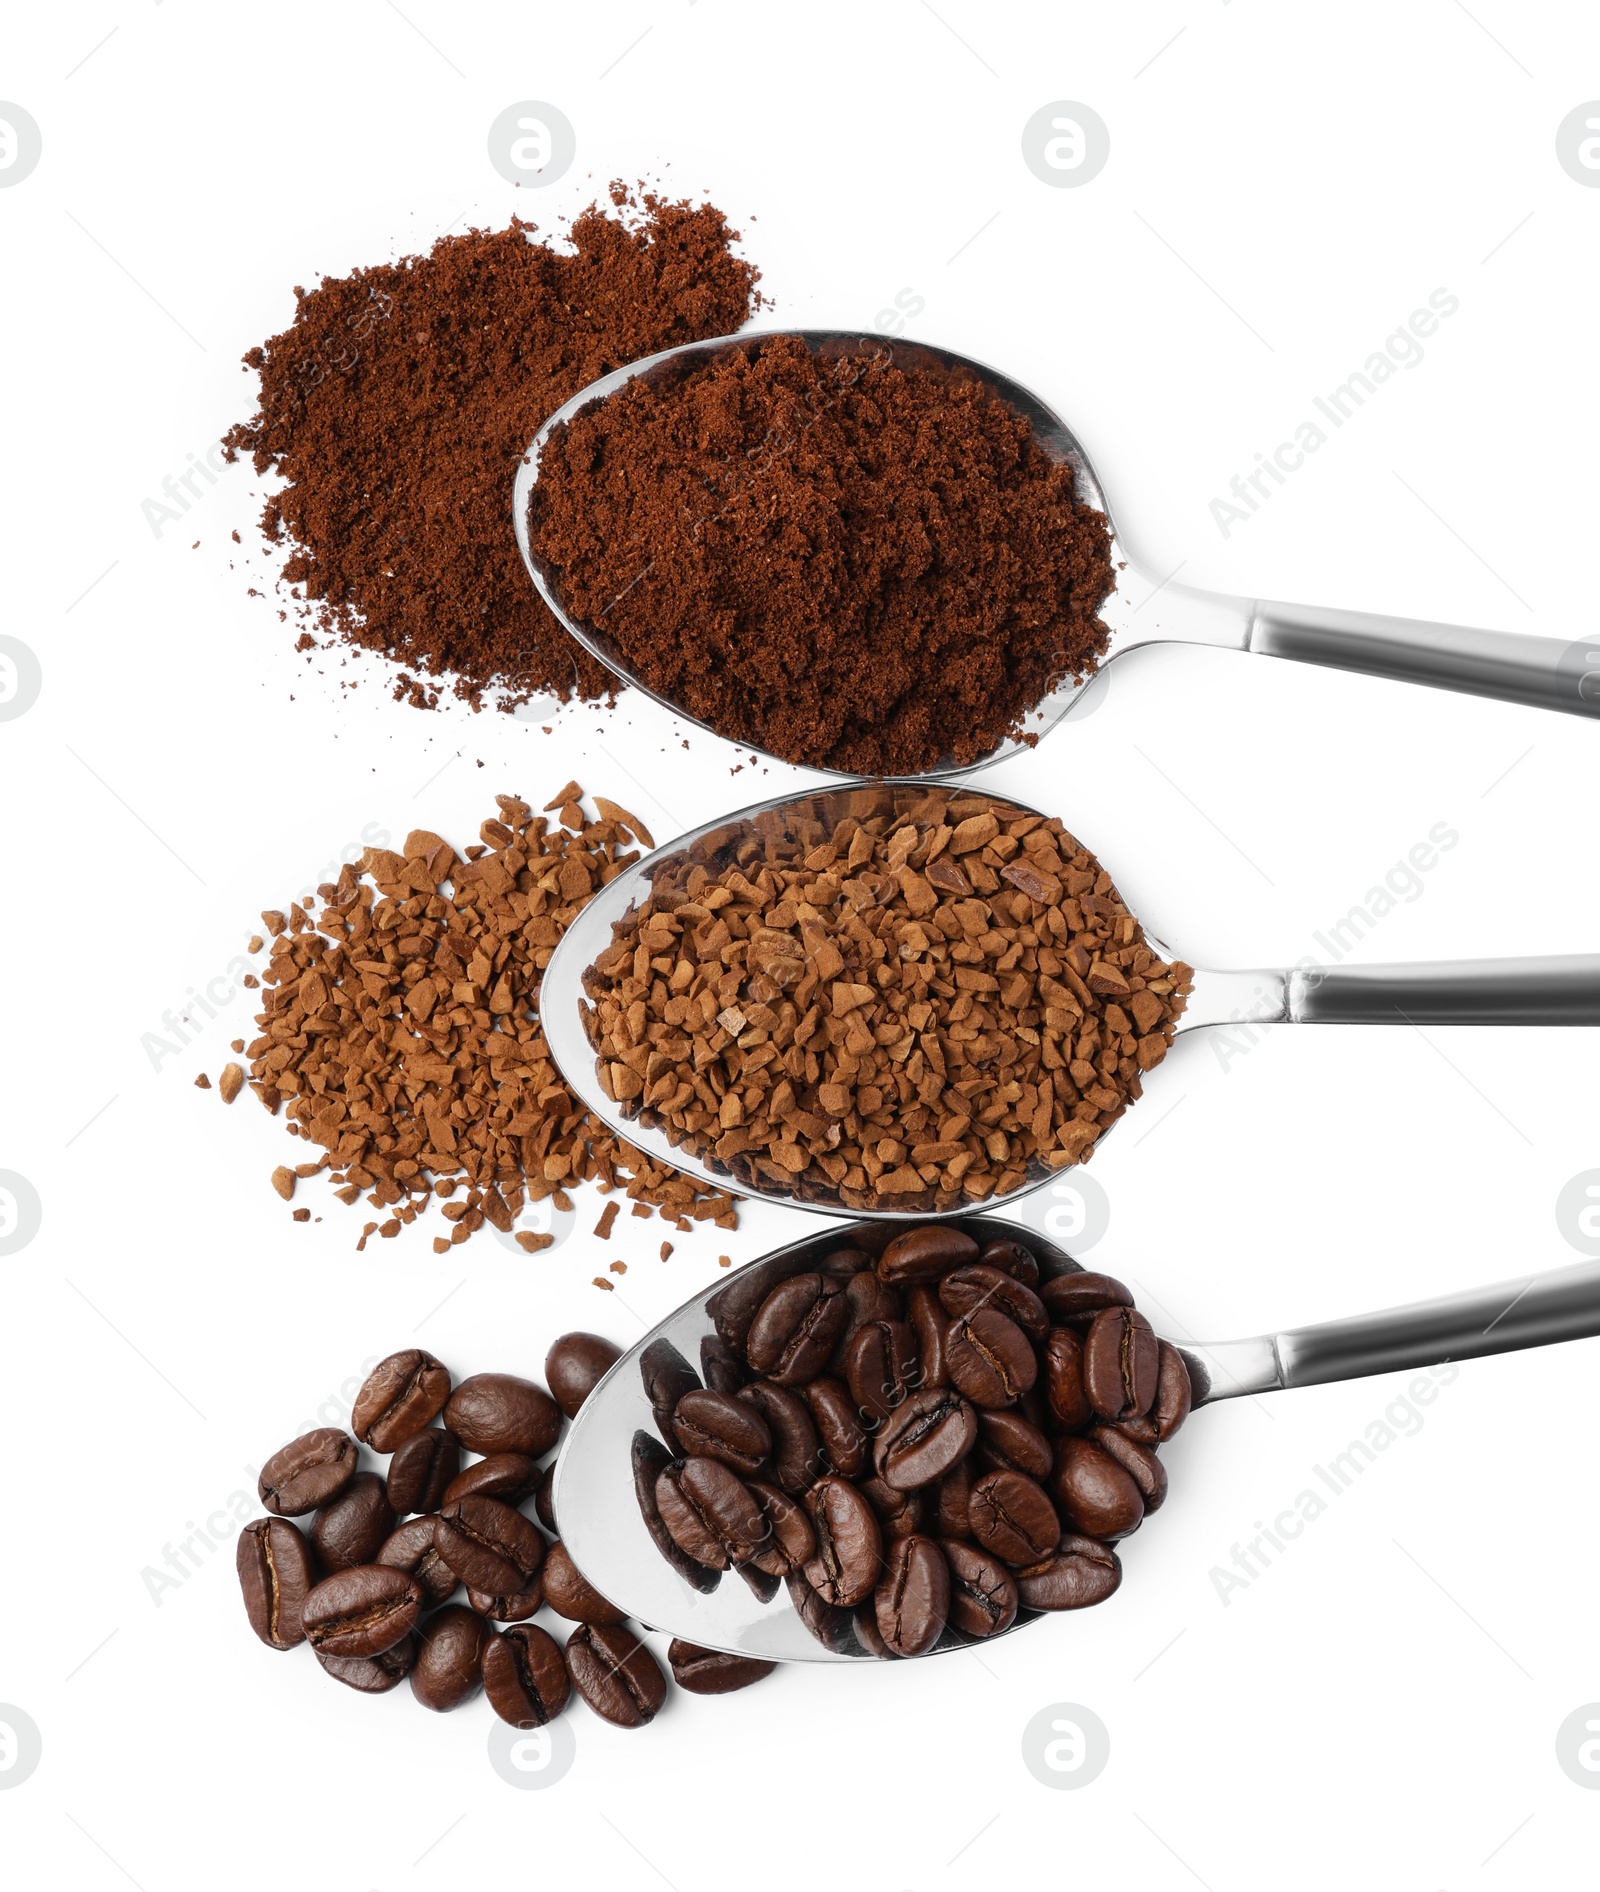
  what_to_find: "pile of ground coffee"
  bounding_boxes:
[527,335,1115,774]
[222,190,764,708]
[579,790,1189,1212]
[211,788,738,1248]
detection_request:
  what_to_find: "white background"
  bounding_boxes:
[3,3,1599,1885]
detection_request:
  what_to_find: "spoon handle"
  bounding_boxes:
[1190,1260,1600,1404]
[1287,953,1600,1027]
[1249,600,1600,719]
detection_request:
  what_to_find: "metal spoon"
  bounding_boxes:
[512,329,1600,781]
[553,1212,1600,1662]
[537,780,1600,1222]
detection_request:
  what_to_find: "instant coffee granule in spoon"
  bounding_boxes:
[580,794,1190,1211]
[214,788,738,1249]
[223,188,765,710]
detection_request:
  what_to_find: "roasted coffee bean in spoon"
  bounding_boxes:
[945,1308,1037,1408]
[1015,1535,1122,1612]
[631,1432,719,1594]
[938,1266,1048,1343]
[671,1388,772,1473]
[803,1475,883,1607]
[967,1469,1059,1567]
[874,1387,977,1491]
[873,1534,949,1658]
[654,1457,766,1569]
[1051,1436,1145,1539]
[640,1338,701,1445]
[737,1380,821,1494]
[941,1539,1018,1638]
[745,1272,849,1384]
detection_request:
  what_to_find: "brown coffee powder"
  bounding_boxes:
[221,788,739,1248]
[579,790,1190,1213]
[528,335,1115,774]
[222,190,764,708]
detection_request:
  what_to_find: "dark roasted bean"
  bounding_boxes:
[1039,1271,1134,1327]
[640,1338,702,1443]
[932,1459,974,1539]
[874,1387,978,1491]
[1092,1424,1168,1513]
[631,1432,719,1593]
[818,1245,874,1279]
[309,1472,396,1573]
[706,1262,780,1354]
[301,1564,421,1658]
[938,1265,1049,1343]
[544,1331,622,1419]
[441,1452,542,1507]
[667,1640,776,1693]
[975,1407,1054,1480]
[805,1377,868,1477]
[317,1634,417,1693]
[873,1534,949,1657]
[1154,1341,1193,1439]
[976,1238,1039,1288]
[967,1468,1059,1566]
[468,1585,544,1622]
[845,1318,919,1423]
[534,1460,559,1535]
[541,1541,626,1625]
[853,1602,898,1659]
[386,1428,459,1515]
[1083,1307,1159,1422]
[786,1570,857,1651]
[746,1478,817,1575]
[1043,1326,1093,1433]
[876,1225,978,1286]
[906,1286,949,1390]
[746,1273,849,1384]
[411,1604,490,1711]
[565,1623,666,1728]
[699,1334,748,1395]
[376,1516,460,1607]
[654,1457,765,1569]
[737,1381,821,1494]
[433,1496,547,1594]
[1015,1534,1121,1611]
[1051,1436,1146,1539]
[444,1374,562,1458]
[829,1269,903,1375]
[858,1474,923,1541]
[352,1350,451,1452]
[237,1518,318,1650]
[672,1388,771,1473]
[945,1308,1036,1408]
[483,1622,569,1727]
[258,1429,358,1517]
[803,1475,883,1606]
[941,1538,1019,1638]
[738,1561,782,1604]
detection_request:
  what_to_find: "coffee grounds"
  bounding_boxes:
[222,190,764,709]
[214,787,739,1249]
[527,335,1115,774]
[579,788,1189,1214]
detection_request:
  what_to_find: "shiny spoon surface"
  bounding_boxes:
[536,780,1600,1222]
[553,1213,1600,1662]
[512,329,1600,782]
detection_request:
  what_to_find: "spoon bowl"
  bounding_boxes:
[513,329,1598,781]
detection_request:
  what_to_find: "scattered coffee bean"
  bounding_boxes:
[667,1641,776,1694]
[238,1519,318,1650]
[484,1623,570,1728]
[310,1472,397,1573]
[386,1429,459,1515]
[566,1623,666,1729]
[442,1452,542,1507]
[545,1332,623,1420]
[433,1496,546,1595]
[1014,1535,1121,1611]
[444,1373,562,1457]
[353,1351,451,1452]
[318,1636,418,1694]
[541,1542,627,1625]
[411,1604,491,1711]
[534,1461,559,1535]
[467,1585,545,1622]
[258,1429,358,1516]
[301,1565,422,1658]
[376,1516,461,1607]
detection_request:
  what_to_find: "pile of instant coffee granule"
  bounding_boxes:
[221,189,764,710]
[527,334,1116,775]
[209,789,738,1251]
[580,789,1190,1214]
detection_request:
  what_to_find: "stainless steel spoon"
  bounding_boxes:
[554,1213,1600,1662]
[537,780,1600,1222]
[511,329,1600,781]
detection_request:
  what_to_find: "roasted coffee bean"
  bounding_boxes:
[845,1318,920,1423]
[1043,1326,1093,1432]
[706,1261,777,1354]
[1051,1435,1145,1539]
[853,1602,898,1659]
[876,1225,978,1286]
[376,1516,460,1607]
[975,1407,1054,1481]
[483,1623,569,1727]
[301,1564,422,1658]
[967,1469,1060,1566]
[1039,1270,1134,1327]
[667,1640,776,1693]
[906,1286,949,1390]
[654,1457,766,1569]
[1083,1307,1159,1422]
[700,1334,747,1395]
[1154,1341,1193,1439]
[859,1474,924,1540]
[565,1623,666,1729]
[310,1472,396,1573]
[829,1269,903,1374]
[945,1307,1036,1407]
[737,1381,821,1494]
[444,1373,562,1457]
[317,1634,417,1693]
[386,1428,459,1515]
[541,1541,627,1625]
[874,1534,949,1658]
[746,1272,849,1384]
[433,1496,547,1594]
[631,1432,719,1593]
[544,1331,622,1419]
[237,1518,318,1650]
[672,1388,772,1473]
[874,1387,978,1491]
[804,1377,868,1477]
[932,1460,974,1539]
[785,1569,857,1651]
[1091,1424,1167,1513]
[352,1350,451,1452]
[258,1428,358,1516]
[738,1561,782,1604]
[941,1539,1018,1638]
[534,1460,559,1535]
[976,1238,1040,1289]
[938,1265,1049,1343]
[803,1475,884,1607]
[746,1477,817,1576]
[641,1337,702,1442]
[1015,1534,1121,1611]
[818,1245,874,1280]
[468,1585,544,1622]
[411,1604,490,1711]
[442,1452,542,1507]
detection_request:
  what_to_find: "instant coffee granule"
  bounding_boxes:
[527,334,1115,774]
[222,189,764,709]
[221,788,739,1248]
[580,790,1190,1213]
